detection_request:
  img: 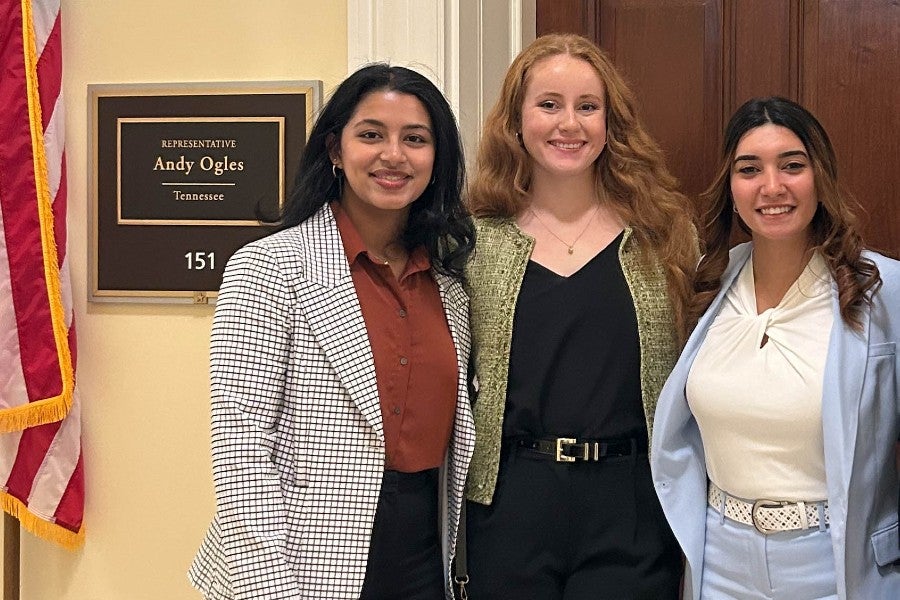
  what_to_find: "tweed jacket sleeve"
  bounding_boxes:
[617,229,680,444]
[465,217,679,505]
[464,218,533,504]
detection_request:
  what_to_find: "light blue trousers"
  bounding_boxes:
[701,505,838,599]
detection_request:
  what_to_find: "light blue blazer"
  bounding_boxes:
[651,242,900,600]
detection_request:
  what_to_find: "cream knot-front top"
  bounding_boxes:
[686,251,833,501]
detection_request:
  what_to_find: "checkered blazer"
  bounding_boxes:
[188,203,475,599]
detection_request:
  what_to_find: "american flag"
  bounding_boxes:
[0,0,84,547]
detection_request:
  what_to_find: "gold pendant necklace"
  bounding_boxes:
[529,204,600,255]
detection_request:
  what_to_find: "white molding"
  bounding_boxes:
[443,0,461,109]
[509,0,523,62]
[475,0,485,128]
[345,0,535,160]
[347,0,375,71]
[346,1,445,86]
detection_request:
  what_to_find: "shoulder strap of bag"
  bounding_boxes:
[453,501,469,599]
[453,353,478,599]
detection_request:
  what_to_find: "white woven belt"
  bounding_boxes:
[707,481,829,535]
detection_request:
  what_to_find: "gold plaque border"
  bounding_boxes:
[115,116,285,226]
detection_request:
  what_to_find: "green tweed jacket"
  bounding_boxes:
[465,216,680,505]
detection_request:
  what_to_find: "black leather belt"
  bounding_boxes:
[514,437,643,462]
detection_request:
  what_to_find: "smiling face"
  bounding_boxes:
[520,53,607,184]
[730,123,818,247]
[331,90,435,218]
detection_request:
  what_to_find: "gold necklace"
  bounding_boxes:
[529,204,600,255]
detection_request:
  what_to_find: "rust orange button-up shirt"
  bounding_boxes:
[332,202,457,472]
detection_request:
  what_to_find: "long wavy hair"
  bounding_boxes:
[470,33,697,341]
[277,63,474,278]
[691,96,880,331]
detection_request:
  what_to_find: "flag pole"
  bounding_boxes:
[2,513,20,600]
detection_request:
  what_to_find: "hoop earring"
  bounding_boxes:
[332,164,341,179]
[732,202,739,214]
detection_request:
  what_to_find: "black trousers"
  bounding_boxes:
[360,468,445,600]
[466,447,682,600]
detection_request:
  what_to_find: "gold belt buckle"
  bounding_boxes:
[751,499,789,534]
[554,437,578,462]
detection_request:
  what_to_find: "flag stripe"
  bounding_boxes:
[30,0,57,54]
[53,154,67,268]
[29,389,80,519]
[0,429,24,485]
[53,450,83,531]
[6,420,62,502]
[0,208,29,416]
[44,94,66,200]
[36,12,61,131]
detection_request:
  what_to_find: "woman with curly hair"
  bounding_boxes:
[652,96,899,598]
[462,33,697,599]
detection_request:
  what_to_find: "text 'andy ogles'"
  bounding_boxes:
[154,155,245,176]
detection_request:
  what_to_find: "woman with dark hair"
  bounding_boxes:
[652,96,899,598]
[188,63,476,600]
[463,33,696,598]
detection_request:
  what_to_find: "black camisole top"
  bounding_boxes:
[502,231,647,443]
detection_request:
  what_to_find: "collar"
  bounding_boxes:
[331,201,431,278]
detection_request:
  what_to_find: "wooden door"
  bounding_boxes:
[536,0,900,253]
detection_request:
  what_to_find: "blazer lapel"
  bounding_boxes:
[433,271,468,351]
[821,284,869,536]
[299,205,383,439]
[433,270,472,412]
[663,244,751,598]
[433,270,475,464]
[695,244,752,338]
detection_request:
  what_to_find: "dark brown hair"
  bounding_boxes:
[278,64,474,278]
[690,96,880,332]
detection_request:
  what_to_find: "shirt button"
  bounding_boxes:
[392,406,401,415]
[398,309,407,318]
[399,357,409,365]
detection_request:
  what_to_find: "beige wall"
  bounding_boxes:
[13,2,347,599]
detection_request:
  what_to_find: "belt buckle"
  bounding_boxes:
[554,437,578,462]
[751,499,788,534]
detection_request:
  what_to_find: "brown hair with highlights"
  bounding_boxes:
[691,96,881,332]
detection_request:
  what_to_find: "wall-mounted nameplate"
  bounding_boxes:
[89,81,322,303]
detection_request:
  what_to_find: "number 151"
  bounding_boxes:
[185,251,215,270]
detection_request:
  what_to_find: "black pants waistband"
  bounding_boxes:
[380,468,439,492]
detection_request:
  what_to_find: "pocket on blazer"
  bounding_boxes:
[869,341,896,357]
[870,520,899,567]
[865,343,896,399]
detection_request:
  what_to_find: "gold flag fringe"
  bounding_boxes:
[0,395,73,434]
[1,491,84,550]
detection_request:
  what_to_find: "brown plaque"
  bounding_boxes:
[88,81,322,303]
